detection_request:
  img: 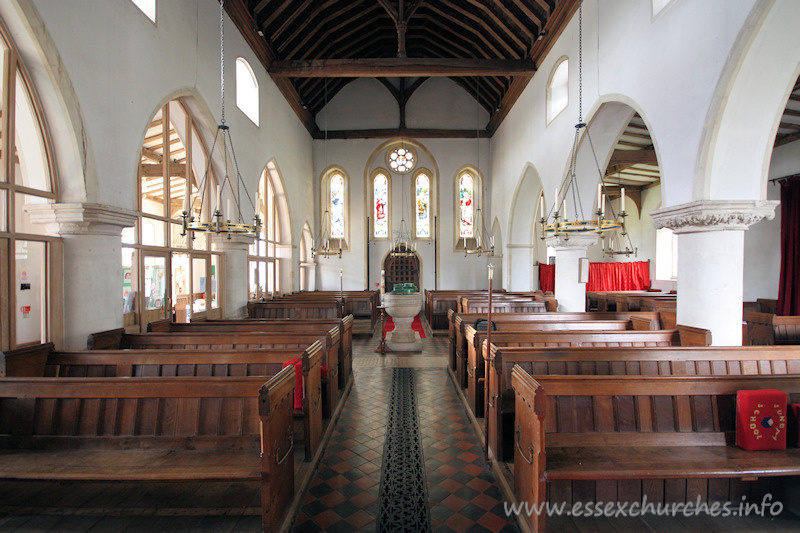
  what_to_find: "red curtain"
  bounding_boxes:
[539,264,555,293]
[586,261,651,291]
[778,178,800,316]
[539,261,650,292]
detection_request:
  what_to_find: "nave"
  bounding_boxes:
[3,324,800,533]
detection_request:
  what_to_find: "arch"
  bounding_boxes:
[413,167,435,239]
[0,12,62,349]
[546,56,569,124]
[490,217,504,288]
[369,168,391,240]
[454,165,484,248]
[319,165,349,250]
[235,57,259,126]
[0,1,94,202]
[695,0,800,200]
[507,163,546,291]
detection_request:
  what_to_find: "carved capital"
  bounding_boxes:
[650,200,779,234]
[24,203,137,236]
[545,232,599,251]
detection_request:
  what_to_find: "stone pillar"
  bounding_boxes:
[25,203,137,350]
[212,234,254,318]
[651,200,778,346]
[545,233,598,312]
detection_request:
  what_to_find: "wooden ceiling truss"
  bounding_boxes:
[228,0,579,138]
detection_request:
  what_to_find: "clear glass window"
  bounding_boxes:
[122,247,136,314]
[210,254,219,309]
[130,0,156,22]
[14,72,51,192]
[143,256,167,311]
[547,58,569,124]
[192,257,206,314]
[235,58,259,126]
[15,240,46,345]
[14,192,50,235]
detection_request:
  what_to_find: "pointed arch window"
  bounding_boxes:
[235,58,259,126]
[414,170,432,239]
[546,57,569,124]
[372,170,390,239]
[330,173,345,238]
[0,23,60,349]
[248,163,289,299]
[459,172,475,238]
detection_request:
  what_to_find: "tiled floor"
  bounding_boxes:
[293,330,517,532]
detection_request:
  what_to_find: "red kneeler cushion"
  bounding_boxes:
[281,358,327,411]
[736,389,788,450]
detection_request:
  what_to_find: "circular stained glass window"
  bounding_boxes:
[387,146,416,174]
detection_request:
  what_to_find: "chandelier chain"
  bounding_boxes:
[220,0,226,125]
[578,2,583,123]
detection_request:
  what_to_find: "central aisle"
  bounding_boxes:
[293,332,518,532]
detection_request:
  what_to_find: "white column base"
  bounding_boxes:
[212,234,255,318]
[546,233,598,312]
[652,200,779,346]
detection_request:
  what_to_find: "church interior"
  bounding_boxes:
[0,0,800,531]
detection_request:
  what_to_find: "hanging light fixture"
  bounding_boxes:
[181,0,260,239]
[312,78,342,258]
[464,78,494,257]
[539,1,633,255]
[390,145,417,258]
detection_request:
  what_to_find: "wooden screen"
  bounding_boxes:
[384,246,420,292]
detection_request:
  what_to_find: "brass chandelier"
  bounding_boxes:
[181,0,260,239]
[539,1,634,257]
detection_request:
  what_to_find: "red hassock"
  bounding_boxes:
[736,389,788,450]
[383,313,426,338]
[282,358,303,410]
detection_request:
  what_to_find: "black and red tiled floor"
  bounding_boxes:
[293,335,517,532]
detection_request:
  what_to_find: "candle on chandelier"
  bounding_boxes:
[226,198,232,221]
[539,194,545,218]
[562,199,567,220]
[488,264,494,280]
[621,188,626,212]
[183,179,191,213]
[597,183,602,211]
[216,185,222,213]
[601,194,606,216]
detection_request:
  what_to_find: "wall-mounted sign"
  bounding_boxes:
[20,305,31,318]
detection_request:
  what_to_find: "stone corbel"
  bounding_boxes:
[650,200,779,234]
[23,203,137,236]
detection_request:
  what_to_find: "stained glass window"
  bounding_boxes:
[374,172,389,238]
[387,147,415,173]
[330,173,345,239]
[415,173,430,238]
[459,172,474,238]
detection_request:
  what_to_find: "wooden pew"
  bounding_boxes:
[488,344,800,461]
[511,369,800,533]
[745,311,800,345]
[0,369,296,532]
[459,298,547,315]
[156,316,354,392]
[89,329,340,419]
[292,290,378,327]
[454,319,632,391]
[425,290,508,331]
[447,311,662,377]
[44,343,324,460]
[464,328,688,417]
[248,299,343,319]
